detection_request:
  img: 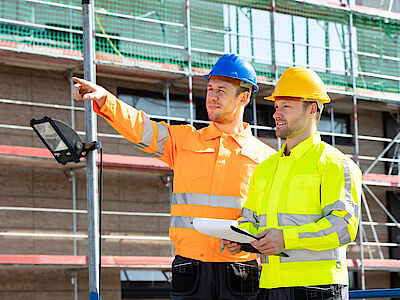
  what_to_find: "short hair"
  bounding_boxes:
[235,86,250,96]
[304,101,321,123]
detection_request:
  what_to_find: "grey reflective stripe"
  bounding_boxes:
[344,212,352,223]
[279,248,339,263]
[156,123,168,156]
[135,113,169,157]
[261,248,347,264]
[278,213,322,226]
[322,158,358,218]
[239,207,258,225]
[137,113,154,148]
[322,201,359,219]
[342,158,358,217]
[238,219,252,225]
[172,193,245,210]
[259,214,267,227]
[326,214,352,245]
[170,216,195,229]
[260,255,269,263]
[298,214,351,246]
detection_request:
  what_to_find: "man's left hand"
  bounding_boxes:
[250,228,285,255]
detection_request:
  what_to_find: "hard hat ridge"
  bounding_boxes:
[265,67,331,105]
[204,53,259,93]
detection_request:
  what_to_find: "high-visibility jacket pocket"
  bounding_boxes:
[287,175,321,214]
[178,146,214,181]
[239,148,263,184]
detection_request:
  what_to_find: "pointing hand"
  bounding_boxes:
[72,77,108,107]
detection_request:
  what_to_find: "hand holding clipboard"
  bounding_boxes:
[230,225,289,257]
[192,218,289,257]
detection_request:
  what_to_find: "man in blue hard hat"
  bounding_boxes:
[72,54,275,299]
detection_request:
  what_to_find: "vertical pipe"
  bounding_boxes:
[270,0,280,150]
[249,8,257,137]
[69,0,73,50]
[249,8,254,59]
[325,21,330,72]
[330,106,336,147]
[306,18,309,67]
[82,0,100,299]
[69,73,77,257]
[341,24,349,80]
[236,7,240,53]
[165,81,171,125]
[291,15,295,66]
[270,0,278,80]
[348,4,360,165]
[227,5,232,53]
[70,72,78,300]
[186,0,194,125]
[348,0,363,290]
[252,94,257,138]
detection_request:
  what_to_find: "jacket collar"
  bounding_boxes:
[279,132,321,160]
[204,122,253,148]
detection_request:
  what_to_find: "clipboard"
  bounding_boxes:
[193,217,289,257]
[192,218,256,243]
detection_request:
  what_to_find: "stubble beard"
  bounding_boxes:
[208,109,227,123]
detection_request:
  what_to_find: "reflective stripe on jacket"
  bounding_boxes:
[238,133,362,288]
[94,92,276,262]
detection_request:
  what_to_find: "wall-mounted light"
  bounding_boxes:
[30,116,97,165]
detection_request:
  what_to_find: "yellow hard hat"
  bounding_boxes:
[265,67,331,104]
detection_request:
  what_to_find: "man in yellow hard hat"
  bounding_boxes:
[221,67,362,300]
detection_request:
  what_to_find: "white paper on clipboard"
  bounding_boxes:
[192,218,256,243]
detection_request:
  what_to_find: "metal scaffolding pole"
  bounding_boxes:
[186,0,194,126]
[248,8,257,137]
[270,0,281,150]
[165,82,171,125]
[69,72,78,300]
[82,0,100,299]
[348,0,363,289]
[270,0,277,80]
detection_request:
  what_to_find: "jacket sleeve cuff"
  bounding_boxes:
[93,92,115,121]
[282,227,299,250]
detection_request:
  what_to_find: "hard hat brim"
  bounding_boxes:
[264,95,275,101]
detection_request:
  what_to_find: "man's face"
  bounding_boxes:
[273,99,309,138]
[206,78,244,124]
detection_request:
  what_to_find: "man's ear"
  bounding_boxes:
[309,102,318,117]
[240,91,251,106]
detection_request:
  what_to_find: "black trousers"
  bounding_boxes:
[257,285,348,300]
[170,255,259,300]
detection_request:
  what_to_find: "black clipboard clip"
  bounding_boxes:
[230,225,289,258]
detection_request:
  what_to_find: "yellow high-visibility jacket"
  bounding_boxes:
[238,133,362,288]
[94,92,276,262]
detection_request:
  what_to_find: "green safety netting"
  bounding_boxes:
[1,0,400,95]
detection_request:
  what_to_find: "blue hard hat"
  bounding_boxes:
[203,54,259,93]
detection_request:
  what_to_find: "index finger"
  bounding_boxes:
[72,77,94,88]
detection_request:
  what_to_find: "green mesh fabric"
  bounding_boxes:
[1,0,400,98]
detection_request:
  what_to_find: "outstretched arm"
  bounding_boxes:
[71,77,176,167]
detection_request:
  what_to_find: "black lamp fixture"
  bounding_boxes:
[30,116,98,165]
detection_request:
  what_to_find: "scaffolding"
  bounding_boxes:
[0,0,400,293]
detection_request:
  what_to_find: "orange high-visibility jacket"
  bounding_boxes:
[94,92,275,262]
